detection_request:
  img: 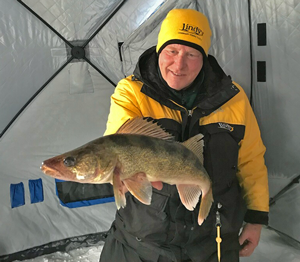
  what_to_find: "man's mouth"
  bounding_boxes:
[170,70,184,76]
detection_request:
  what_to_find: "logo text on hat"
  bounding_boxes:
[181,23,204,36]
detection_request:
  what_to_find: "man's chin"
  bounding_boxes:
[167,82,186,91]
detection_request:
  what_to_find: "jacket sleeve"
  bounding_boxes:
[235,84,269,225]
[104,76,143,136]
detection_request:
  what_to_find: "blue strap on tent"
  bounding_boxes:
[10,182,25,208]
[29,178,44,204]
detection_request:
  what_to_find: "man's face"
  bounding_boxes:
[158,44,203,91]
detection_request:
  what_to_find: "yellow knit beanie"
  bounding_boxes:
[156,9,212,56]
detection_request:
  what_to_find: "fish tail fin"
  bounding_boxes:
[198,186,214,225]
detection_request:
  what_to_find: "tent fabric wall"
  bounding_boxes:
[0,1,67,136]
[198,0,252,97]
[0,0,300,260]
[250,0,300,242]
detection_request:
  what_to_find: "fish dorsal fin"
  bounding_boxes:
[182,134,204,164]
[117,117,174,141]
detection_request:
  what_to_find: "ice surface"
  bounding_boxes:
[15,227,300,262]
[14,245,103,262]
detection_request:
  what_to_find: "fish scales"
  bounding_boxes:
[108,134,205,183]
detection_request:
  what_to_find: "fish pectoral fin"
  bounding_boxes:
[123,173,152,205]
[176,184,202,211]
[113,172,127,209]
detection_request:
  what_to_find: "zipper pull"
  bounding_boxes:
[215,203,222,262]
[188,109,192,117]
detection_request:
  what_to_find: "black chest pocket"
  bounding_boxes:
[202,123,245,195]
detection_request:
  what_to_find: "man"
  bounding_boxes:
[100,9,269,262]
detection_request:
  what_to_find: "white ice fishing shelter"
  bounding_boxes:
[0,0,300,261]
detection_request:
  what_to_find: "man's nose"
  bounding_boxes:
[174,55,185,70]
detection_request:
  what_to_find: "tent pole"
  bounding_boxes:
[0,57,73,138]
[16,0,73,47]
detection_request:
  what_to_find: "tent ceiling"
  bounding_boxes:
[0,0,126,137]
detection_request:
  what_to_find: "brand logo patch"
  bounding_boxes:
[218,122,234,132]
[180,23,204,36]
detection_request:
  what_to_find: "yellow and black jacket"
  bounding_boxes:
[101,46,269,262]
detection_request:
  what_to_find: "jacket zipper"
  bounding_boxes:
[169,99,199,140]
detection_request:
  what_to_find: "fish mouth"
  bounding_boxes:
[40,161,63,179]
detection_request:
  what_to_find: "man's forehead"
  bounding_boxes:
[163,44,201,53]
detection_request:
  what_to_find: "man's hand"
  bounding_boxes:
[151,181,163,190]
[239,223,262,257]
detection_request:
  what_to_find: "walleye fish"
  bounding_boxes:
[41,118,213,225]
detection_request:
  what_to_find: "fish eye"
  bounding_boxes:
[63,156,76,167]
